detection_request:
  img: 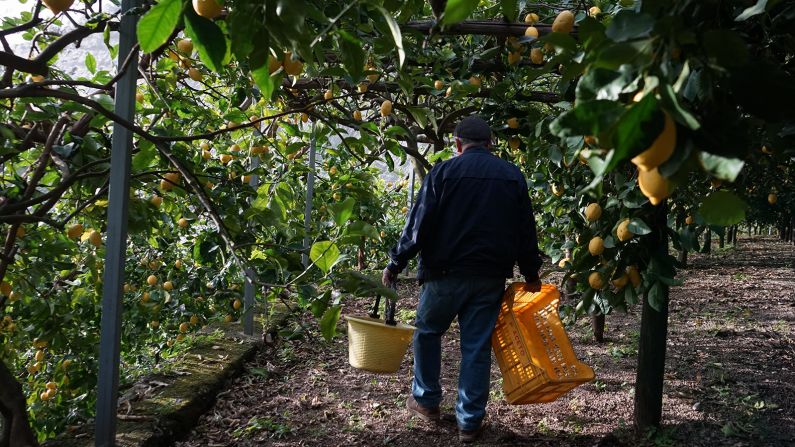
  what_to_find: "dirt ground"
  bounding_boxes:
[176,236,794,446]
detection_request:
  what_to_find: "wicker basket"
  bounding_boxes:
[492,283,594,404]
[345,315,415,374]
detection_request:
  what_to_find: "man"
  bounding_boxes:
[382,115,543,443]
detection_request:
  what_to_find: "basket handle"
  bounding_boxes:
[384,284,398,326]
[368,295,382,319]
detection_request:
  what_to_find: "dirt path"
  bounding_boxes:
[176,237,794,446]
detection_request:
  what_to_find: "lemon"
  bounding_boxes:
[150,320,160,329]
[188,68,203,82]
[177,39,193,54]
[324,89,333,100]
[558,258,570,268]
[193,0,222,18]
[224,315,233,323]
[43,0,75,14]
[150,196,163,208]
[507,51,522,65]
[147,275,158,286]
[637,167,672,205]
[469,76,481,88]
[612,273,629,289]
[233,299,242,310]
[626,265,641,287]
[509,137,520,150]
[190,315,200,326]
[617,218,634,242]
[268,56,282,74]
[589,6,601,16]
[551,183,564,197]
[35,350,45,362]
[524,13,539,24]
[135,92,144,103]
[507,117,520,129]
[530,48,544,65]
[631,112,676,171]
[768,193,777,205]
[282,52,303,76]
[67,223,84,239]
[202,149,212,160]
[588,236,604,256]
[357,83,368,93]
[353,110,362,121]
[685,215,694,225]
[179,322,189,333]
[178,218,188,228]
[588,271,605,289]
[552,10,575,33]
[162,281,174,291]
[380,100,393,117]
[88,230,102,248]
[585,203,602,222]
[525,27,539,38]
[434,80,444,90]
[0,282,10,297]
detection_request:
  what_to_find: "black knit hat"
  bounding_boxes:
[454,115,492,141]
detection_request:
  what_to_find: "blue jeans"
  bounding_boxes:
[411,276,506,431]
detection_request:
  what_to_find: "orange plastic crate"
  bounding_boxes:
[492,283,594,404]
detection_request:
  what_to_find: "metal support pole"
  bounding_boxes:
[243,267,255,335]
[302,125,316,267]
[95,1,138,445]
[404,168,416,276]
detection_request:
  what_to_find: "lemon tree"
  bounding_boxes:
[1,0,794,442]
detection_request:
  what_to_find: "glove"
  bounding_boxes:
[382,267,397,287]
[525,278,542,293]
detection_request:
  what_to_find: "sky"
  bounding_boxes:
[5,1,118,78]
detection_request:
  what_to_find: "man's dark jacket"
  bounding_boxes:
[387,147,542,283]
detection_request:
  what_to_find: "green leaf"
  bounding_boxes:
[330,197,356,226]
[659,83,700,130]
[442,0,480,25]
[500,0,517,20]
[610,94,662,172]
[647,281,667,312]
[375,6,405,69]
[183,7,228,72]
[337,30,366,81]
[250,45,278,101]
[335,271,399,300]
[605,10,655,42]
[136,0,183,53]
[540,32,578,53]
[319,305,341,341]
[132,141,158,170]
[702,30,749,68]
[698,152,745,182]
[310,241,341,274]
[576,67,631,101]
[627,218,652,235]
[735,0,767,21]
[85,53,96,74]
[699,191,747,226]
[549,100,625,138]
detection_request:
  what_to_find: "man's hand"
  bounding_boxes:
[382,267,397,287]
[525,278,542,293]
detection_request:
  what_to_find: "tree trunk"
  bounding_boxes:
[0,360,37,447]
[701,228,712,254]
[718,230,725,248]
[591,313,605,342]
[678,248,687,268]
[634,201,670,433]
[357,237,366,271]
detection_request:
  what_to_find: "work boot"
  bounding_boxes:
[406,395,440,423]
[458,423,486,443]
